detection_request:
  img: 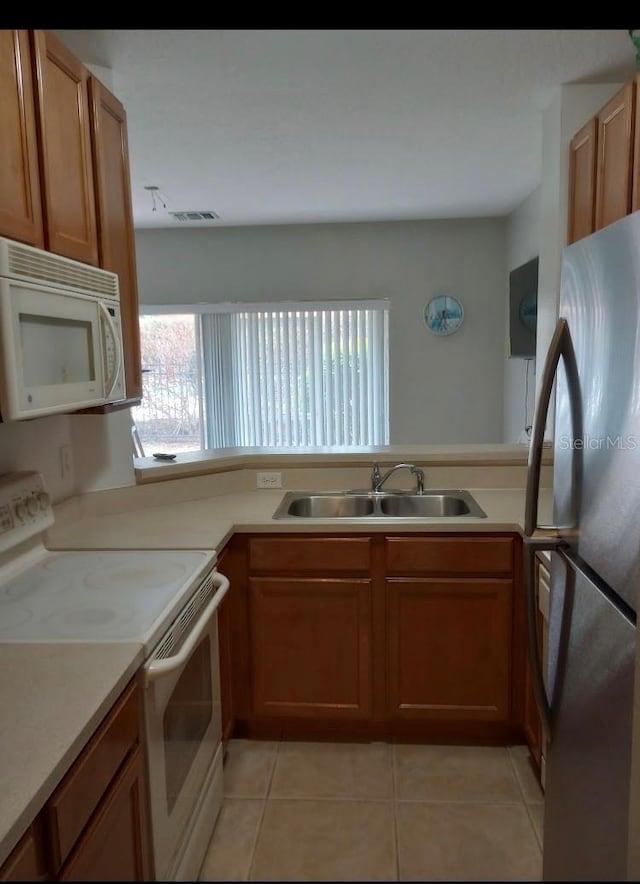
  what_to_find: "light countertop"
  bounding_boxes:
[0,642,143,867]
[45,486,553,551]
[1,482,551,867]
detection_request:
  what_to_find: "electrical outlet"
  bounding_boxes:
[256,471,282,489]
[60,444,73,480]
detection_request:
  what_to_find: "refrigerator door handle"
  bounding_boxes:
[522,317,581,743]
[525,318,569,537]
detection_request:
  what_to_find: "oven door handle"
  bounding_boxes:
[143,571,229,684]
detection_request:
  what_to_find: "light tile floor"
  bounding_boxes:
[199,740,544,882]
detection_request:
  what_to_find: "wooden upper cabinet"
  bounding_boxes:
[0,30,44,247]
[594,82,635,232]
[632,75,640,214]
[88,77,142,399]
[567,118,597,245]
[31,29,99,265]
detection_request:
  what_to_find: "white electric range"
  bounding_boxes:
[0,471,228,881]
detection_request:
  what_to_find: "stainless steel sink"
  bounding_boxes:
[285,494,375,518]
[272,490,486,520]
[379,493,480,517]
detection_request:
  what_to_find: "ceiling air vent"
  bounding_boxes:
[169,211,220,222]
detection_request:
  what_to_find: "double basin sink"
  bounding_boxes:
[273,489,487,520]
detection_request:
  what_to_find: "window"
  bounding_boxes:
[132,315,203,454]
[132,301,389,455]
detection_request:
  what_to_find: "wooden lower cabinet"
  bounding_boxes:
[233,532,526,744]
[0,819,48,882]
[0,679,152,882]
[59,747,149,882]
[249,577,372,719]
[387,577,513,724]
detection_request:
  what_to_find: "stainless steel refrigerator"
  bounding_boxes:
[524,210,640,881]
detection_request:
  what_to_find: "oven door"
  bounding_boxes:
[141,571,229,881]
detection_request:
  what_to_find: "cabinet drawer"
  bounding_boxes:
[47,680,140,871]
[248,536,371,573]
[385,536,514,575]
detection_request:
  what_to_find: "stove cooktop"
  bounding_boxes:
[0,548,217,651]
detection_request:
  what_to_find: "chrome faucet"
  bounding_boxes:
[371,462,425,494]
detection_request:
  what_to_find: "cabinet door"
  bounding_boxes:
[387,578,513,722]
[632,75,640,213]
[88,77,142,400]
[31,30,99,265]
[0,30,44,247]
[567,118,597,244]
[59,746,152,882]
[249,577,372,719]
[0,818,48,882]
[595,82,635,232]
[46,680,140,872]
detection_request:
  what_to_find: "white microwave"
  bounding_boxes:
[0,237,126,421]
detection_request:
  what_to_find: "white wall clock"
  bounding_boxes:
[424,295,464,336]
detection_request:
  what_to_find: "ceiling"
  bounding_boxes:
[55,29,637,230]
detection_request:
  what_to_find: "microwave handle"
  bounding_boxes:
[98,302,123,399]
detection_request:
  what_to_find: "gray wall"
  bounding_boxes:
[135,218,507,444]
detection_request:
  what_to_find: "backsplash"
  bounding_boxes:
[0,414,76,503]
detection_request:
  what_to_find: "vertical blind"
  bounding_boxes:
[200,303,389,448]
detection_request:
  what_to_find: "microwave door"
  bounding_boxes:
[0,282,107,419]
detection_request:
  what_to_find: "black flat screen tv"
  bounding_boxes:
[508,256,538,358]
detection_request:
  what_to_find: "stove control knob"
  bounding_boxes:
[27,495,39,517]
[14,501,27,521]
[37,492,51,511]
